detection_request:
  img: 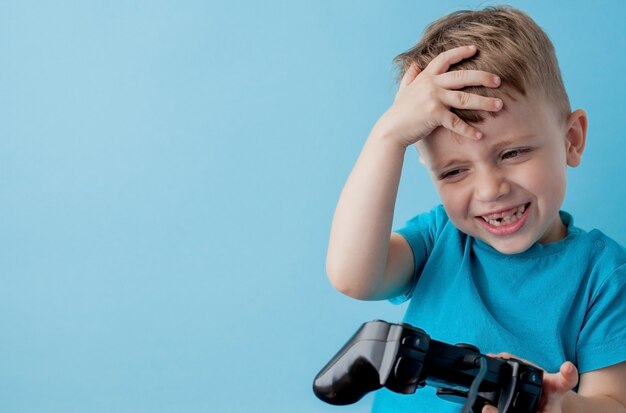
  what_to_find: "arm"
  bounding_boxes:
[326,45,503,301]
[562,361,626,413]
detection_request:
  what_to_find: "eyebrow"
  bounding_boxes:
[489,137,534,153]
[431,157,467,173]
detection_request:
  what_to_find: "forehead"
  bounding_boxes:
[418,91,561,165]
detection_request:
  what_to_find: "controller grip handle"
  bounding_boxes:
[313,321,400,405]
[313,352,382,405]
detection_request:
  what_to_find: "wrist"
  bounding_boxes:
[562,391,626,413]
[561,390,582,413]
[369,118,413,151]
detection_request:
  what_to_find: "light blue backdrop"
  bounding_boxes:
[2,1,624,412]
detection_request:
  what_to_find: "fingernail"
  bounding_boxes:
[474,131,483,139]
[493,75,501,86]
[494,99,503,110]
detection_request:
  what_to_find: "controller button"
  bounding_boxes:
[455,343,480,352]
[520,370,542,386]
[394,357,423,384]
[402,336,428,352]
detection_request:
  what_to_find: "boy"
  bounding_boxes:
[326,6,626,413]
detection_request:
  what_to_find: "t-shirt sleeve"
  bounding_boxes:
[389,205,448,305]
[577,263,626,373]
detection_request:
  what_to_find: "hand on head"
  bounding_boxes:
[376,45,502,147]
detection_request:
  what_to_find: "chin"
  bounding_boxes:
[456,221,535,255]
[482,237,534,255]
[492,244,531,255]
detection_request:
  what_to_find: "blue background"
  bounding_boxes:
[2,1,624,412]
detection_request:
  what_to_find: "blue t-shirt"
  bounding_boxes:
[372,205,626,413]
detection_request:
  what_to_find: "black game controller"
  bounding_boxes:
[313,320,543,413]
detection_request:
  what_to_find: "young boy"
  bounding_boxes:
[326,6,626,413]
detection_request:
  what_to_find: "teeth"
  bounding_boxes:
[482,204,527,226]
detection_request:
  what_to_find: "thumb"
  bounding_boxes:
[555,361,579,392]
[539,362,578,411]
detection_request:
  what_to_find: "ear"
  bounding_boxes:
[564,109,587,167]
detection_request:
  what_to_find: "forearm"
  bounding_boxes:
[563,392,626,413]
[326,125,407,299]
[326,46,503,300]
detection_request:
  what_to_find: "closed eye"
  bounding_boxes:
[439,168,466,181]
[501,148,532,161]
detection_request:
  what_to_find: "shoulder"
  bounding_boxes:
[395,205,470,273]
[561,211,626,273]
[396,205,467,254]
[397,205,455,237]
[570,220,626,373]
[574,231,626,279]
[585,229,626,264]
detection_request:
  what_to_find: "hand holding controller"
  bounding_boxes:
[313,320,543,413]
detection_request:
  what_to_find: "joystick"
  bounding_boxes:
[313,320,543,413]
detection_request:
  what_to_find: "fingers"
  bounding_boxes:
[441,90,503,113]
[490,354,578,392]
[488,353,541,369]
[483,355,579,412]
[424,45,478,75]
[537,361,578,411]
[555,361,579,392]
[400,63,421,88]
[435,68,503,114]
[402,46,495,91]
[437,69,501,90]
[389,45,502,142]
[424,48,502,139]
[440,111,483,140]
[436,89,502,140]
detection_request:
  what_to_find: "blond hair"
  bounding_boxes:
[395,6,571,122]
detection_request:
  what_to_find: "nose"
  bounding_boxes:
[473,167,510,202]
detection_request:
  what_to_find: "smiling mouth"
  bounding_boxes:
[478,203,530,228]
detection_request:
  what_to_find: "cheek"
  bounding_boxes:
[543,171,567,208]
[438,186,472,221]
[519,161,567,207]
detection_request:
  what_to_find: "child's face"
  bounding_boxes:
[417,91,585,254]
